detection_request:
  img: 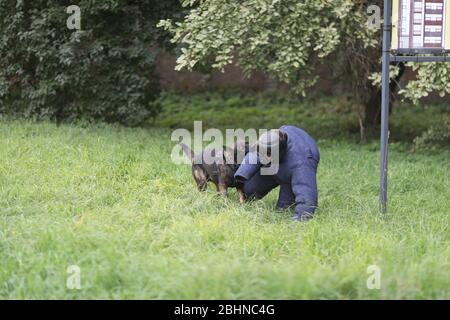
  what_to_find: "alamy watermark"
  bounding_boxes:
[367,5,382,30]
[367,265,381,290]
[67,5,81,31]
[66,265,81,290]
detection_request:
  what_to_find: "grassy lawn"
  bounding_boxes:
[0,95,449,299]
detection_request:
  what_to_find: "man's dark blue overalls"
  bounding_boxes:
[235,125,320,221]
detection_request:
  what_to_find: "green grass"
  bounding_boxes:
[153,91,450,144]
[0,95,449,299]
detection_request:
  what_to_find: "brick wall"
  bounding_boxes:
[155,50,449,103]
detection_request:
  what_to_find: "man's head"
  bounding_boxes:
[256,129,288,165]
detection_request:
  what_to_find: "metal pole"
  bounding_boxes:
[380,0,392,214]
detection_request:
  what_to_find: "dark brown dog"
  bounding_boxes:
[180,142,249,203]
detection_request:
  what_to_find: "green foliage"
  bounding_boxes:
[159,0,378,96]
[158,0,450,103]
[0,1,181,126]
[413,118,450,151]
[401,62,450,103]
[1,119,449,298]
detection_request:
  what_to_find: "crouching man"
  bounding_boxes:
[235,125,320,222]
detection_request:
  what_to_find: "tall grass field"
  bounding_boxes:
[0,95,449,299]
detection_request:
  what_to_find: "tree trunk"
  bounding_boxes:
[364,87,382,127]
[363,63,406,127]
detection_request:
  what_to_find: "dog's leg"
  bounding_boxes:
[237,187,246,204]
[216,183,228,199]
[198,182,207,192]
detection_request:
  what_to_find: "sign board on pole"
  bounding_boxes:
[392,0,450,53]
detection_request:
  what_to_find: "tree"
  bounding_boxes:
[158,0,450,127]
[0,0,182,126]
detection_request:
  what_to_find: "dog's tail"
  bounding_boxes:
[179,143,195,163]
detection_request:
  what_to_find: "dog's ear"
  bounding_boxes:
[179,143,195,163]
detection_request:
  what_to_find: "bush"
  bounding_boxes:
[413,118,450,151]
[0,1,180,126]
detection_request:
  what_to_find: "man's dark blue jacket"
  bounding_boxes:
[235,125,320,218]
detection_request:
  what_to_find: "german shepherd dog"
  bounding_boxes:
[180,141,250,203]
